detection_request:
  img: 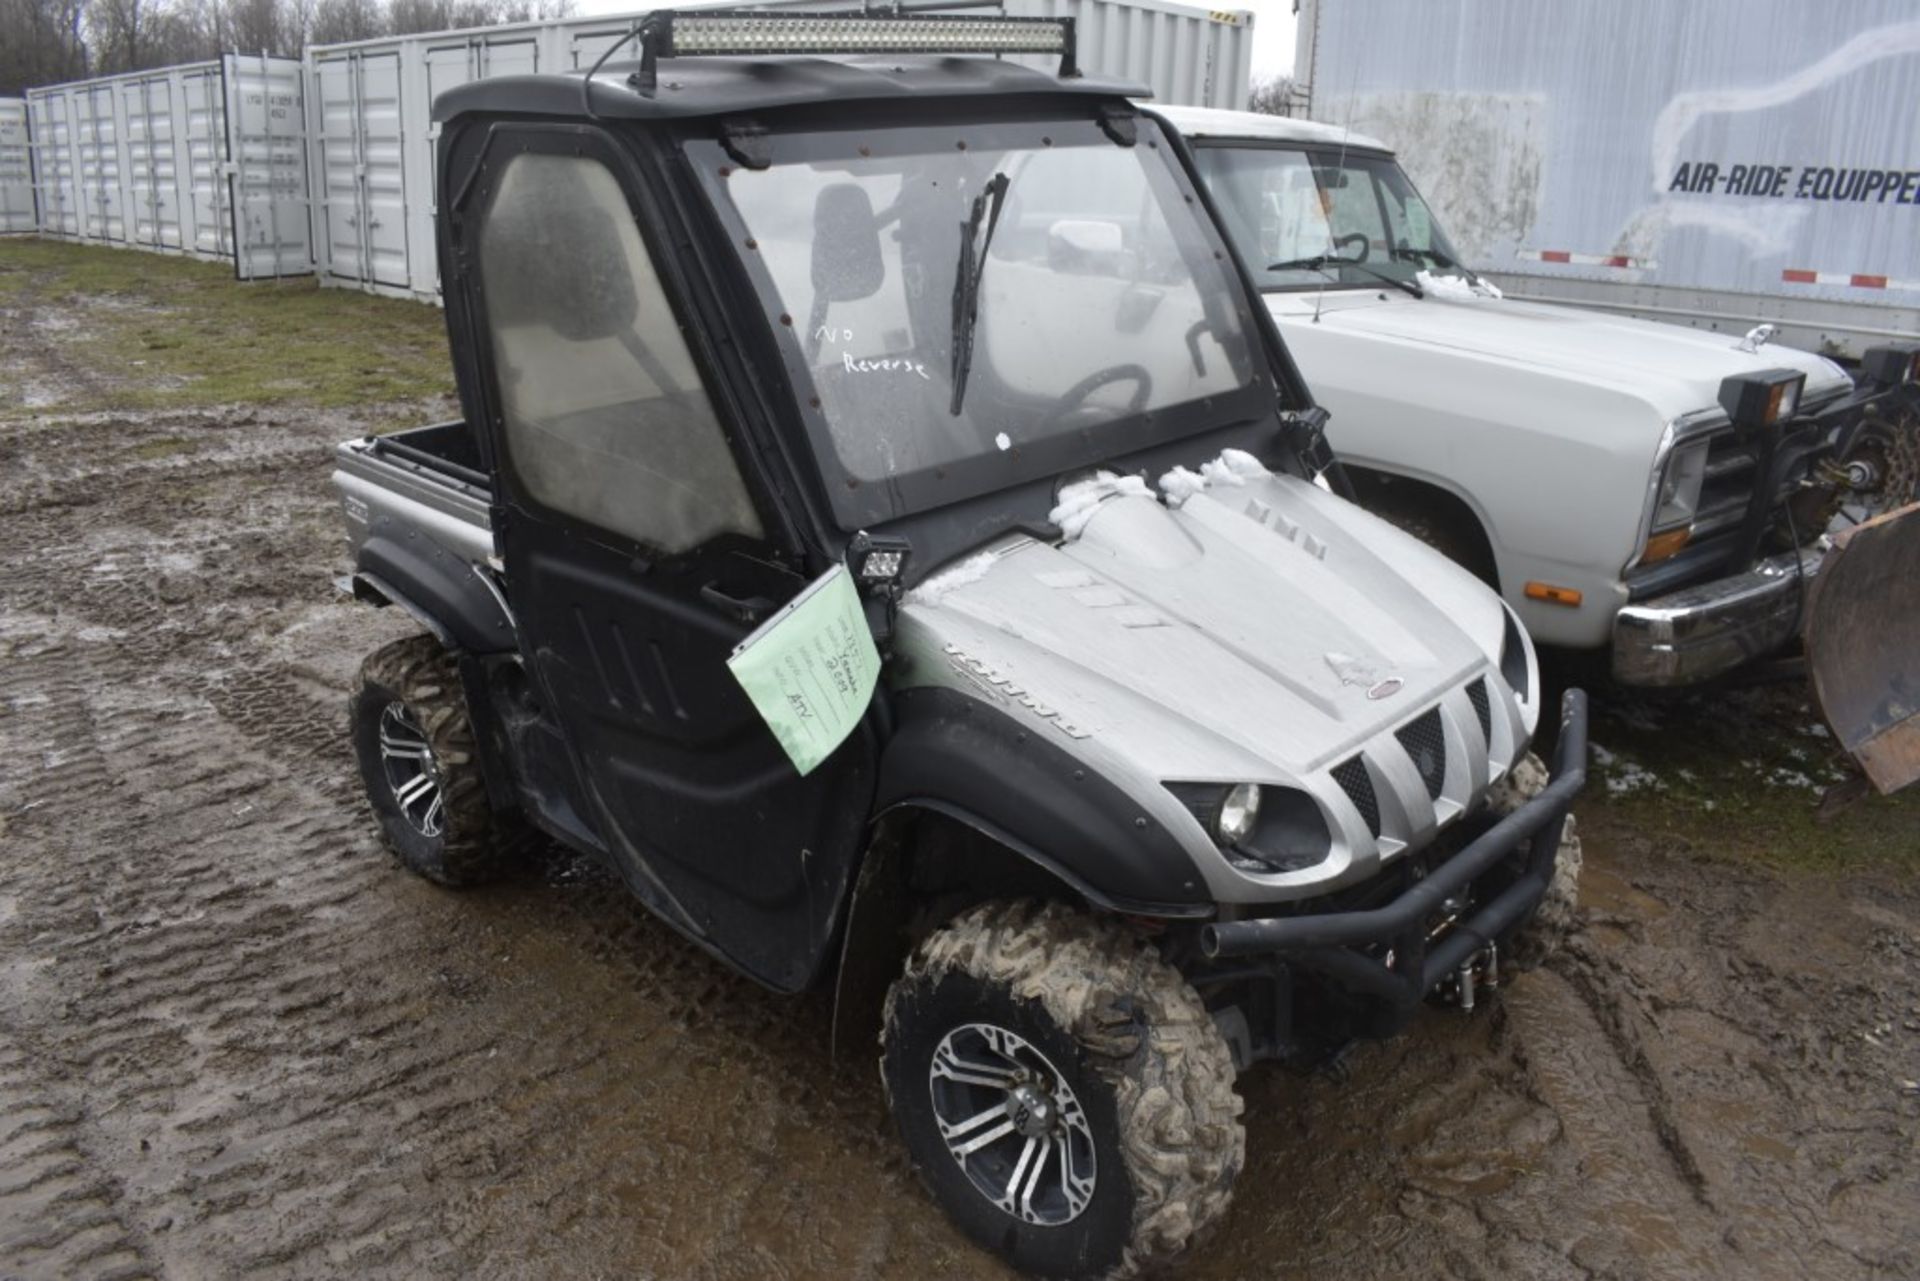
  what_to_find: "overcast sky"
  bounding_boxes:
[1249,3,1297,80]
[567,2,1300,86]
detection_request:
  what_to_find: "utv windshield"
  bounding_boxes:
[689,114,1270,527]
[1189,145,1466,293]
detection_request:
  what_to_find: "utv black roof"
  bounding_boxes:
[432,55,1149,124]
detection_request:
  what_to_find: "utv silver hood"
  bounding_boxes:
[892,469,1538,905]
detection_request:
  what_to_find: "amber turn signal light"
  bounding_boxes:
[1638,526,1692,565]
[1524,581,1583,607]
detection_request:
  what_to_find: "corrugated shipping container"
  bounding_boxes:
[25,55,313,279]
[0,100,34,233]
[1295,0,1920,358]
[307,0,1254,300]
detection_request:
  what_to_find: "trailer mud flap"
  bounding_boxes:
[1805,501,1920,793]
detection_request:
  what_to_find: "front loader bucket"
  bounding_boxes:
[1804,501,1920,794]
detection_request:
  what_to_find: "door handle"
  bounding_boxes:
[700,581,776,624]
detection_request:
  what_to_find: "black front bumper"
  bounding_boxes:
[1201,689,1588,1023]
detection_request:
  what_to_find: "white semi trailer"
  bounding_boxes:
[1293,0,1920,360]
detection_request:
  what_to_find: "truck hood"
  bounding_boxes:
[896,471,1512,781]
[1269,287,1852,420]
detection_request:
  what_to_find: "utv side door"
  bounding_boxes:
[448,123,877,992]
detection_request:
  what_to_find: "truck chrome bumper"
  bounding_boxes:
[1611,547,1822,686]
[1200,690,1586,1025]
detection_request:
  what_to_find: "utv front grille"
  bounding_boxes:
[1330,756,1381,837]
[1396,708,1448,800]
[1466,678,1492,744]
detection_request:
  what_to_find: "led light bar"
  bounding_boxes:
[621,10,1080,94]
[670,14,1070,57]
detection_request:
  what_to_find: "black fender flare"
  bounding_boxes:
[353,525,514,655]
[872,687,1212,914]
[827,687,1214,1063]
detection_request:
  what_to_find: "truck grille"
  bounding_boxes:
[1695,431,1757,536]
[1466,678,1492,744]
[1330,756,1381,837]
[1692,401,1841,538]
[1396,708,1448,800]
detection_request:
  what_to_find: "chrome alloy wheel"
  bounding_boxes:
[928,1023,1097,1226]
[378,702,445,837]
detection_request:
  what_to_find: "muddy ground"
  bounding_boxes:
[3,251,1918,1281]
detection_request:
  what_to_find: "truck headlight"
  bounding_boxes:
[1640,436,1710,564]
[1717,369,1805,431]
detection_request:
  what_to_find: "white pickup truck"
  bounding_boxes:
[1150,106,1920,687]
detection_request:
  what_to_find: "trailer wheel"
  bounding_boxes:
[1487,753,1582,970]
[881,900,1243,1280]
[350,634,525,887]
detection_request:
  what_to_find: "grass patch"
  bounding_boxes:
[1581,681,1919,875]
[1,239,456,413]
[124,435,196,460]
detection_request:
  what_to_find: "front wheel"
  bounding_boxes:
[881,900,1243,1279]
[1487,753,1582,970]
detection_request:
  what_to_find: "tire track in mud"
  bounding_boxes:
[0,407,980,1280]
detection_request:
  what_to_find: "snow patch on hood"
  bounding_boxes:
[1416,269,1503,301]
[905,550,1000,606]
[1049,471,1153,537]
[1158,449,1272,508]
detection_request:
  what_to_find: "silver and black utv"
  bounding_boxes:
[333,13,1587,1277]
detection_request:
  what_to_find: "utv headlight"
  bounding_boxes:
[1717,369,1805,432]
[1165,783,1333,874]
[1218,783,1261,846]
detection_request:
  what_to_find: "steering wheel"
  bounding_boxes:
[1333,231,1370,263]
[1041,364,1153,428]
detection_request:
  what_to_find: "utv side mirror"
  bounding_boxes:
[811,183,885,303]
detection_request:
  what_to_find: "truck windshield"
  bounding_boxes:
[1189,145,1465,293]
[688,114,1269,528]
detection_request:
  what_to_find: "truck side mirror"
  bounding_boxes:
[811,183,885,303]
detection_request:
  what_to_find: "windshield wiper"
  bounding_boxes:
[1393,244,1484,285]
[949,171,1010,417]
[1269,253,1424,300]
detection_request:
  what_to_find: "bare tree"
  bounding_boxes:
[225,0,287,53]
[1248,73,1297,117]
[2,0,581,92]
[0,0,91,95]
[308,0,381,44]
[92,0,153,73]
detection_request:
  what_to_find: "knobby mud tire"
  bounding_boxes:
[1487,752,1583,971]
[881,900,1244,1279]
[350,633,526,887]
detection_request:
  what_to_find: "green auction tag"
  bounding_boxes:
[726,564,881,776]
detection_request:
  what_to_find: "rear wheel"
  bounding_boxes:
[350,634,525,886]
[1487,753,1582,970]
[881,900,1243,1279]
